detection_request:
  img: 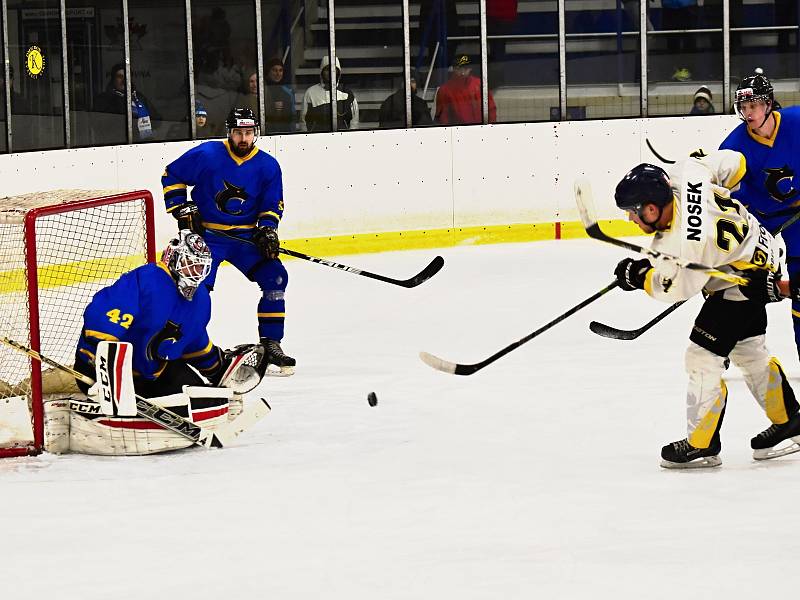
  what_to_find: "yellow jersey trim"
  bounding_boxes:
[258,312,286,318]
[203,222,256,231]
[725,154,748,189]
[223,140,260,166]
[746,110,781,148]
[84,330,119,342]
[163,183,187,194]
[183,340,214,359]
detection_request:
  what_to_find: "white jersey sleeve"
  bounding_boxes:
[644,151,779,302]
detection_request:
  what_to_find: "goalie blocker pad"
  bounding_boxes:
[43,385,233,456]
[93,341,136,416]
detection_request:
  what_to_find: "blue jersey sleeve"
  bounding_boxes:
[162,144,208,213]
[256,158,284,229]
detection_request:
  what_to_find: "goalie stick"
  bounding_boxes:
[211,229,444,289]
[0,336,270,449]
[573,177,748,286]
[420,280,619,375]
[590,299,687,340]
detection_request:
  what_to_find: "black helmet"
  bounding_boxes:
[615,163,672,212]
[225,107,260,135]
[735,70,781,112]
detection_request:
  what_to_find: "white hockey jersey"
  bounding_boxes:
[645,150,781,302]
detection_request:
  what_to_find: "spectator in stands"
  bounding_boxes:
[195,102,209,131]
[434,55,497,126]
[264,58,295,134]
[379,69,433,129]
[235,68,260,116]
[93,63,159,141]
[689,86,715,115]
[300,55,359,132]
[660,0,699,81]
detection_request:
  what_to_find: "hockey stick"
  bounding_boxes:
[420,280,620,375]
[0,336,269,448]
[645,138,676,164]
[209,229,444,288]
[589,299,687,340]
[573,177,748,286]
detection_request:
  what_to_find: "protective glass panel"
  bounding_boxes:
[646,0,723,117]
[0,9,7,152]
[565,0,641,120]
[295,0,332,132]
[259,0,302,133]
[67,0,127,147]
[7,0,66,152]
[193,0,259,139]
[127,0,189,141]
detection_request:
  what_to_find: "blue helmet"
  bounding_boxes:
[615,163,672,213]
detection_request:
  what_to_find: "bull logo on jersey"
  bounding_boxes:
[764,165,800,203]
[214,180,249,215]
[146,320,183,362]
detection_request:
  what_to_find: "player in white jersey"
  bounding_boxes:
[612,150,800,468]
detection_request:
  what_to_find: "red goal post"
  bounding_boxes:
[0,190,155,457]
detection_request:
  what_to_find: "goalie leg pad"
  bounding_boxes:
[94,341,136,416]
[685,342,729,449]
[43,395,72,454]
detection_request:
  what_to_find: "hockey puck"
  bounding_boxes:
[367,392,378,407]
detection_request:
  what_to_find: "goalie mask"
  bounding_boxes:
[162,230,213,300]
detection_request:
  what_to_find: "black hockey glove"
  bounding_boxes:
[253,226,280,259]
[614,258,652,291]
[788,271,800,303]
[174,202,204,235]
[740,269,784,304]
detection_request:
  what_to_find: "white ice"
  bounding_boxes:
[3,239,800,599]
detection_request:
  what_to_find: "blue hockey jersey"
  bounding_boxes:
[720,106,800,253]
[161,140,284,234]
[76,263,219,380]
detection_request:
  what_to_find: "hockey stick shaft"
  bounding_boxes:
[420,280,620,375]
[208,229,444,288]
[574,178,748,286]
[645,138,676,164]
[0,336,223,448]
[589,299,687,340]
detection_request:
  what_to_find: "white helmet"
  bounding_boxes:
[161,230,213,300]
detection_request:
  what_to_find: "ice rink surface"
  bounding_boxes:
[3,239,800,599]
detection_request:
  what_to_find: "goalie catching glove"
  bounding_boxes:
[173,202,204,236]
[253,226,280,259]
[614,258,652,291]
[209,344,269,393]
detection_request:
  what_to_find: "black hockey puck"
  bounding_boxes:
[367,392,378,407]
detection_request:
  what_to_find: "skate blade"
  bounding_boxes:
[660,455,722,469]
[264,364,295,377]
[753,436,800,460]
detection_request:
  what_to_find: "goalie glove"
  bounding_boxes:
[212,344,268,394]
[740,269,785,304]
[253,226,280,259]
[173,202,204,236]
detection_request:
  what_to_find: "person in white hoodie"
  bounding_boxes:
[300,55,359,132]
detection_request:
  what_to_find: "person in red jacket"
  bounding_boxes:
[434,55,497,125]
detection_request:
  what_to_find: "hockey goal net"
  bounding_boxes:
[0,190,155,457]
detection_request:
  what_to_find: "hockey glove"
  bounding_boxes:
[174,202,204,235]
[253,226,280,259]
[614,258,652,291]
[740,269,785,304]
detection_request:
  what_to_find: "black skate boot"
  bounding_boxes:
[751,412,800,460]
[660,437,722,469]
[261,338,296,376]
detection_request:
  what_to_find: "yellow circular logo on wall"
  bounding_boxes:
[25,46,45,79]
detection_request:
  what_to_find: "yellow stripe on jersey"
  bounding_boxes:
[163,183,187,194]
[793,309,800,319]
[258,312,285,318]
[688,380,727,449]
[203,222,256,231]
[84,330,120,342]
[724,154,747,190]
[223,139,260,165]
[183,340,214,359]
[78,348,95,361]
[765,357,791,424]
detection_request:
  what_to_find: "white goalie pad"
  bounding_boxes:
[93,341,136,416]
[44,385,233,456]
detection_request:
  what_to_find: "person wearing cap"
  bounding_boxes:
[434,55,497,126]
[378,69,433,129]
[195,102,209,130]
[690,86,715,115]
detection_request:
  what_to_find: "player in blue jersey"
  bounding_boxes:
[719,70,800,360]
[160,107,295,375]
[74,230,234,397]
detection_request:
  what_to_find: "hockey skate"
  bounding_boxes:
[261,338,295,377]
[751,412,800,460]
[660,438,722,469]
